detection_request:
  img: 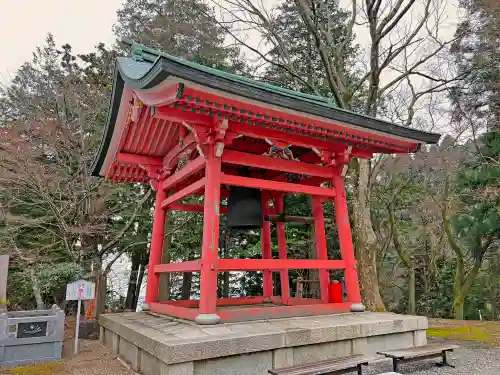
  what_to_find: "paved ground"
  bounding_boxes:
[1,317,499,374]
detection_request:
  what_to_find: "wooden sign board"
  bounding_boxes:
[66,280,95,301]
[66,279,95,355]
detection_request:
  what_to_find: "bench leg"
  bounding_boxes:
[436,350,455,368]
[392,358,398,372]
[357,364,363,375]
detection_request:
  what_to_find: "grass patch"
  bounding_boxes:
[428,322,500,346]
[0,361,64,375]
[428,326,488,340]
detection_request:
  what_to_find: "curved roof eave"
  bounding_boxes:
[91,55,441,177]
[91,64,125,177]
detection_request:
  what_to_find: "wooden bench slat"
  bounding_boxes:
[377,343,458,359]
[269,354,371,375]
[270,354,365,372]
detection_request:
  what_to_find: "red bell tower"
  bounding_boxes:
[92,42,440,324]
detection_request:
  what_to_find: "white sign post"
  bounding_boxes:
[66,280,95,355]
[0,255,9,312]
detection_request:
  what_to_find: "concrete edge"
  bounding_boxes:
[100,313,428,364]
[100,314,287,364]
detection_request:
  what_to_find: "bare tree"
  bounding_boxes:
[209,0,462,310]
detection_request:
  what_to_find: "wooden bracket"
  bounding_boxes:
[334,146,353,177]
[131,95,144,122]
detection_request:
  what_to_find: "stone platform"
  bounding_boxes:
[100,311,428,375]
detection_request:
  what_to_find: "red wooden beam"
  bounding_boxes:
[161,300,198,308]
[264,214,333,224]
[161,157,206,191]
[216,296,267,306]
[221,149,334,178]
[116,152,163,167]
[153,106,211,125]
[154,260,201,273]
[160,296,267,308]
[217,303,352,323]
[190,188,230,199]
[217,259,346,271]
[286,297,325,305]
[298,176,330,186]
[228,121,374,159]
[161,178,205,208]
[220,173,336,197]
[149,303,199,321]
[182,86,413,152]
[167,203,229,214]
[145,188,167,304]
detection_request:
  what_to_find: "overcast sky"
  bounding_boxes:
[0,0,123,83]
[0,0,459,88]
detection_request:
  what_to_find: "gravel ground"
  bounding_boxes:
[365,342,500,375]
[2,318,499,375]
[1,340,499,375]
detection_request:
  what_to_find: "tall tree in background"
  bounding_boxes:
[263,1,359,99]
[211,0,462,310]
[0,36,153,313]
[448,0,500,319]
[114,0,245,72]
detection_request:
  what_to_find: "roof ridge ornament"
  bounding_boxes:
[130,42,145,62]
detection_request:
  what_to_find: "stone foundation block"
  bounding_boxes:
[100,312,428,375]
[273,348,293,368]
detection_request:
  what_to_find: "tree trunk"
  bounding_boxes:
[29,268,44,309]
[223,271,230,298]
[181,272,193,300]
[94,273,107,318]
[125,253,141,309]
[352,159,385,311]
[408,267,416,315]
[133,265,145,310]
[453,296,465,320]
[387,203,415,314]
[452,259,482,320]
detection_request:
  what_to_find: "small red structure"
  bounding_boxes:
[92,43,440,324]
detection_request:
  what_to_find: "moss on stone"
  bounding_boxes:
[427,323,500,346]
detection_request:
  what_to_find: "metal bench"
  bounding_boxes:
[268,354,371,375]
[377,343,459,372]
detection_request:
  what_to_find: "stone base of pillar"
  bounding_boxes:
[194,313,221,325]
[350,303,366,312]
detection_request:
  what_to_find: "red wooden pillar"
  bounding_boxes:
[196,145,222,324]
[275,193,290,305]
[311,196,330,303]
[261,192,273,298]
[145,186,167,305]
[333,173,365,312]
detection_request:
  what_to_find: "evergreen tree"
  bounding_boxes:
[113,0,245,72]
[264,1,359,102]
[448,0,500,318]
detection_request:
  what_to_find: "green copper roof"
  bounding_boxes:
[91,41,441,177]
[126,41,337,108]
